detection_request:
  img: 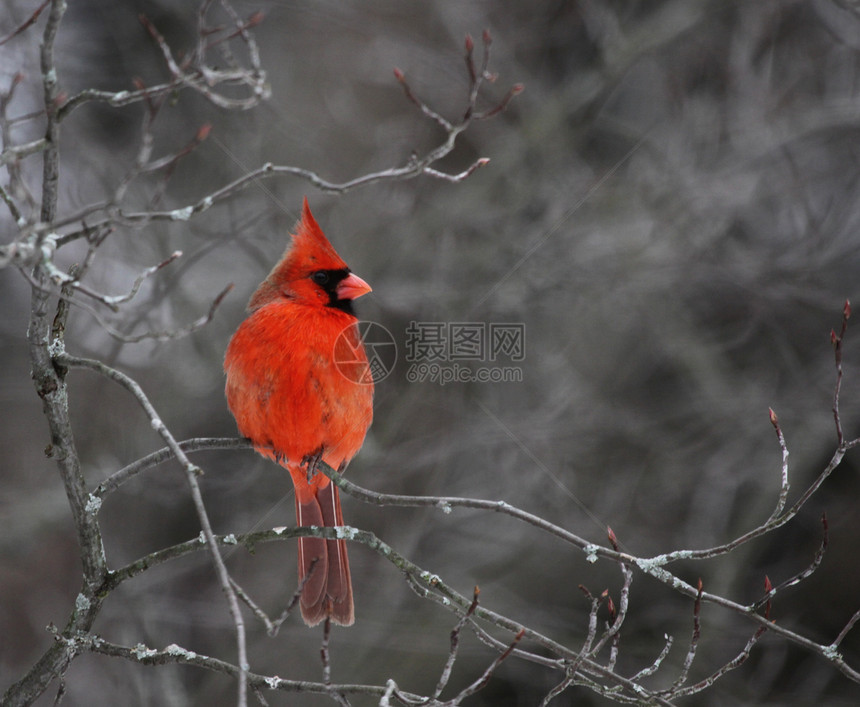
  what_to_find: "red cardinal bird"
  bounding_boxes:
[224,199,373,626]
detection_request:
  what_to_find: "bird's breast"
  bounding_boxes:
[224,301,373,467]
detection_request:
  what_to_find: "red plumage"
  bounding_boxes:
[224,199,373,626]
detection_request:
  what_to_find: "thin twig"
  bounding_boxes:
[832,608,860,648]
[753,514,828,611]
[591,527,632,655]
[0,0,51,46]
[629,635,674,681]
[670,579,703,691]
[669,622,769,698]
[0,136,49,166]
[93,437,251,498]
[228,569,309,638]
[14,257,234,342]
[578,585,602,657]
[450,629,525,702]
[832,299,851,445]
[766,408,790,522]
[95,283,234,344]
[434,587,481,700]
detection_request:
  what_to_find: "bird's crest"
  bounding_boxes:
[248,198,349,310]
[290,197,349,272]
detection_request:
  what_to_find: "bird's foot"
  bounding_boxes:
[301,448,324,483]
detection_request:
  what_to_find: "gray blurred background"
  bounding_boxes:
[3,0,860,705]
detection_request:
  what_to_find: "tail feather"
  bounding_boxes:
[295,483,354,627]
[295,495,328,616]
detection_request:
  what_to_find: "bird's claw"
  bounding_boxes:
[301,448,324,483]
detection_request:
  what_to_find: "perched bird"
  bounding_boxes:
[224,199,373,626]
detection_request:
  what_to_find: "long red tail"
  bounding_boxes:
[295,481,354,626]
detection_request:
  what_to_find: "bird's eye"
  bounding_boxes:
[311,271,330,286]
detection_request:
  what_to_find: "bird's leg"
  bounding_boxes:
[301,447,325,484]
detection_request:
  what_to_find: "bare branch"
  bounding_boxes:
[0,182,22,221]
[590,528,632,656]
[832,299,851,445]
[37,0,65,227]
[766,407,790,522]
[629,635,674,681]
[434,587,481,700]
[56,3,269,121]
[754,514,828,611]
[671,622,769,698]
[474,83,524,120]
[100,427,860,690]
[98,282,234,344]
[0,0,51,47]
[393,67,452,131]
[93,436,250,498]
[669,578,703,692]
[107,251,183,306]
[832,608,860,648]
[9,244,233,342]
[55,354,250,706]
[0,136,48,167]
[76,634,419,702]
[451,628,525,702]
[228,570,305,639]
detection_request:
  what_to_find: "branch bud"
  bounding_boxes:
[607,526,619,551]
[196,123,212,142]
[606,594,616,623]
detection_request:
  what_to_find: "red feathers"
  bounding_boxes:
[224,199,373,626]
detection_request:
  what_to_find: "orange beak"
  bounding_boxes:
[336,272,372,301]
